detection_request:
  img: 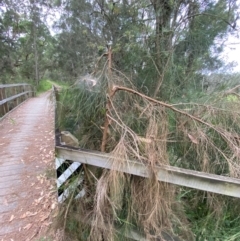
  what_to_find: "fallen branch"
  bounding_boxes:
[109,85,237,150]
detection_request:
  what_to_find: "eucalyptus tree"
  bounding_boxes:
[54,0,238,99]
[55,1,240,240]
[19,2,53,83]
[0,0,53,84]
[52,0,101,81]
[0,0,22,82]
[133,0,238,99]
[17,0,54,84]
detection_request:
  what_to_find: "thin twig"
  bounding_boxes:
[226,84,240,93]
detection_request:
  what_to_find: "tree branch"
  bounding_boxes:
[182,13,236,29]
[110,85,235,145]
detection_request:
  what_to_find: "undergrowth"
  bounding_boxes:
[37,79,67,95]
[37,79,53,94]
[55,65,240,241]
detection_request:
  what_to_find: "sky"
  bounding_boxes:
[221,34,240,72]
[220,0,240,73]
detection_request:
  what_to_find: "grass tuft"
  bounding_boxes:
[37,80,53,94]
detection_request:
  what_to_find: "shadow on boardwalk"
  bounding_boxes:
[0,92,56,241]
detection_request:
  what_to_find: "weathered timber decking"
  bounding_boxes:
[0,92,55,240]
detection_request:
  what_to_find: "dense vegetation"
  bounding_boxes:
[1,0,239,92]
[1,0,240,240]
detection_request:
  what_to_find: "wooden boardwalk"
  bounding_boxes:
[0,92,55,241]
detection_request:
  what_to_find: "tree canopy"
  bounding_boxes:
[1,1,240,240]
[0,0,238,95]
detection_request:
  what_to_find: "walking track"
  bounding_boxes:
[0,92,56,241]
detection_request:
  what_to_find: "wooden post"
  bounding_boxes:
[13,87,18,108]
[0,84,34,117]
[1,88,8,114]
[21,85,25,102]
[23,85,27,100]
[9,86,14,110]
[0,88,4,116]
[31,85,35,97]
[25,85,29,99]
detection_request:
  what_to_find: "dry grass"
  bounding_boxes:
[56,65,240,240]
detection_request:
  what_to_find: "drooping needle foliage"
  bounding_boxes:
[57,61,240,240]
[2,0,239,239]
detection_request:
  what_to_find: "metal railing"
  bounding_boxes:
[52,86,240,241]
[53,85,240,199]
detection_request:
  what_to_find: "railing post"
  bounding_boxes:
[26,85,29,98]
[9,86,14,110]
[13,87,18,108]
[0,83,35,118]
[32,85,35,97]
[0,88,4,116]
[0,88,8,114]
[21,85,25,102]
[24,85,28,99]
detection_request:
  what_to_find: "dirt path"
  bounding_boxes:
[0,92,57,241]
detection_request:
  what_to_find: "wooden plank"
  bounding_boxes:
[56,146,240,198]
[0,88,8,114]
[0,83,29,89]
[30,85,35,97]
[0,88,4,116]
[13,87,18,107]
[0,91,31,106]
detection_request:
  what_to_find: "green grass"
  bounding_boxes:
[37,80,53,94]
[47,79,69,88]
[37,79,69,95]
[226,94,238,102]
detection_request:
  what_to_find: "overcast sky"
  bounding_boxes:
[220,0,240,73]
[221,33,240,72]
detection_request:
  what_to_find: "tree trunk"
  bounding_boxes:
[151,0,173,98]
[32,0,39,86]
[186,0,198,75]
[33,30,39,86]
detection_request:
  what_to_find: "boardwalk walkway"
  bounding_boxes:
[0,92,56,241]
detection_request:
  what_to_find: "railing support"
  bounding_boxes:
[0,88,8,115]
[0,83,35,118]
